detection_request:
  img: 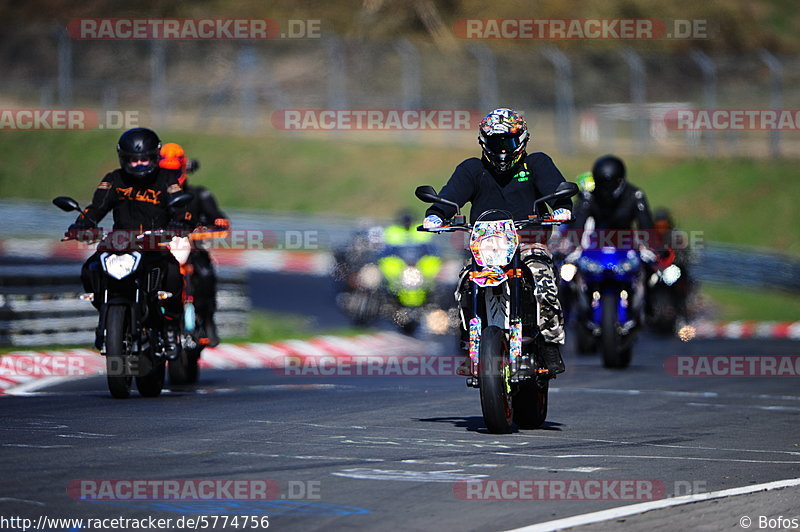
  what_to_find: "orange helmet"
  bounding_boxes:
[159,142,187,184]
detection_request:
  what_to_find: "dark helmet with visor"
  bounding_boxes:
[117,127,161,178]
[592,154,626,204]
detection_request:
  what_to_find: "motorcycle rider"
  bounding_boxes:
[384,210,435,247]
[652,207,696,321]
[422,108,572,374]
[569,154,660,261]
[568,155,662,321]
[159,142,230,347]
[66,127,187,357]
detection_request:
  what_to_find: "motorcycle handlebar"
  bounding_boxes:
[417,216,570,233]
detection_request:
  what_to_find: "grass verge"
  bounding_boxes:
[2,130,799,253]
[702,283,800,322]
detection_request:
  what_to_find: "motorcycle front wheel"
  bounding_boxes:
[105,305,133,399]
[649,286,678,335]
[479,326,513,434]
[601,294,629,369]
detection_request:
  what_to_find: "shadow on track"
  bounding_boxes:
[417,416,564,433]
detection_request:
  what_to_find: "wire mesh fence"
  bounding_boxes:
[2,24,800,157]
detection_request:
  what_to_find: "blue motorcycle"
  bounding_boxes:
[569,246,644,368]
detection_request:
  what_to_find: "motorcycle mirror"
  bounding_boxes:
[186,159,200,174]
[168,192,194,209]
[52,196,81,212]
[415,185,440,203]
[533,181,580,209]
[415,185,462,214]
[552,181,579,199]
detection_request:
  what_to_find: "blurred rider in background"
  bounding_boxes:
[159,142,230,347]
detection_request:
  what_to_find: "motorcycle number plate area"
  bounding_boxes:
[485,284,510,329]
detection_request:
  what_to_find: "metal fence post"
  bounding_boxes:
[690,50,717,156]
[541,46,575,155]
[394,38,422,110]
[150,40,167,128]
[56,27,72,107]
[468,43,498,112]
[238,45,258,132]
[325,34,348,110]
[758,49,783,159]
[620,48,647,154]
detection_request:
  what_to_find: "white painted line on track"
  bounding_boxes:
[687,402,800,412]
[496,451,800,465]
[504,476,800,532]
[515,465,609,473]
[0,497,45,506]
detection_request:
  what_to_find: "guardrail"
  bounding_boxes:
[694,243,800,292]
[0,263,249,347]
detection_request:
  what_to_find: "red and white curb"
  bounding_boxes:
[0,331,427,396]
[685,321,800,340]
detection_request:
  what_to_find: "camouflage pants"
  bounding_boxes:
[520,243,565,345]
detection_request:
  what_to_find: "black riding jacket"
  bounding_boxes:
[184,184,228,229]
[75,167,187,231]
[425,153,572,223]
[570,182,663,251]
[571,183,654,232]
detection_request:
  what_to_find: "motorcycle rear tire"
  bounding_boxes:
[168,345,199,386]
[513,379,548,429]
[136,359,165,397]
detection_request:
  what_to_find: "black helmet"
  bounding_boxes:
[478,108,529,173]
[592,154,626,203]
[117,127,161,178]
[397,209,414,231]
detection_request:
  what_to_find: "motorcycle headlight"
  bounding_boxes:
[474,235,514,267]
[400,266,424,289]
[357,264,382,289]
[560,263,577,282]
[616,254,641,274]
[578,256,604,274]
[662,264,682,286]
[101,252,141,280]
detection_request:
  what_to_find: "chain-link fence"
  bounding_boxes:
[3,24,800,158]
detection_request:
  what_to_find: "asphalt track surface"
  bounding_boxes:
[1,271,799,531]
